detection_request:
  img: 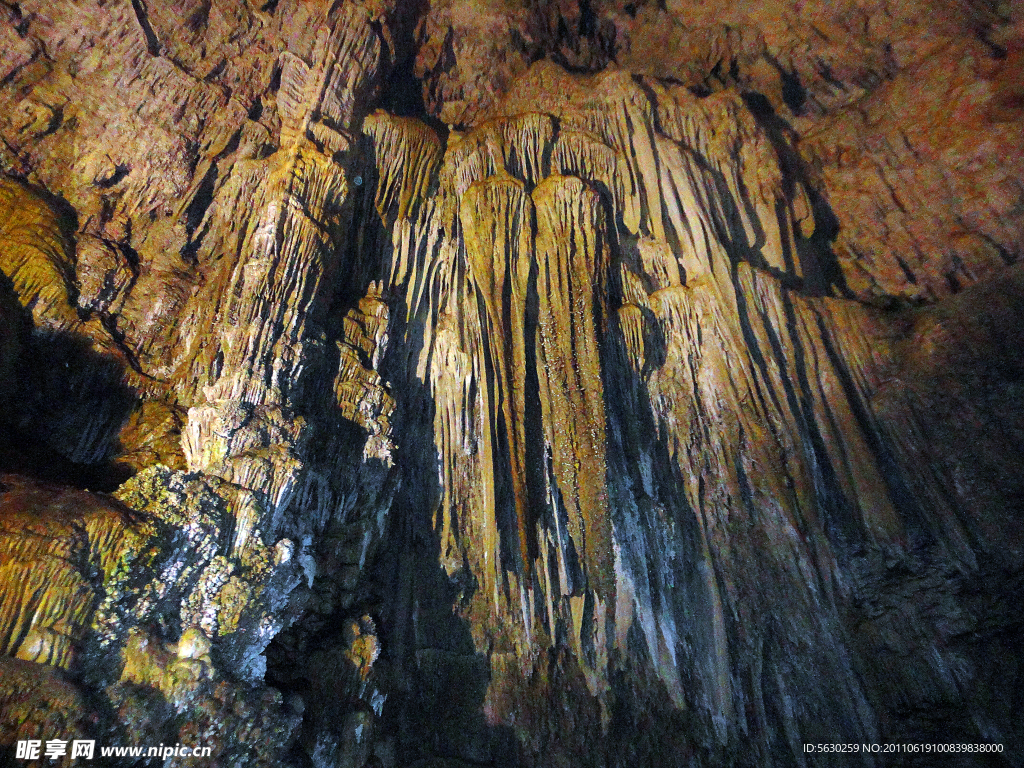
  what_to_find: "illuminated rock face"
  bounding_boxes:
[1,2,1023,767]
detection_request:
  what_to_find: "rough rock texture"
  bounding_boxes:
[0,1,1022,767]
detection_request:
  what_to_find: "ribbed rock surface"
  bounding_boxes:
[0,2,1022,767]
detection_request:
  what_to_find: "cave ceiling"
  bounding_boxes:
[0,1,1022,766]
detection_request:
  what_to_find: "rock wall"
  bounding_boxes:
[0,2,1022,767]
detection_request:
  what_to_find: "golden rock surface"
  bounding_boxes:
[0,2,1022,766]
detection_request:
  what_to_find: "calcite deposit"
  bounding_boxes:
[0,1,1022,766]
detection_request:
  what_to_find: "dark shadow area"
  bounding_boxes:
[740,90,853,299]
[256,135,521,765]
[0,428,133,492]
[0,325,137,492]
[0,178,138,489]
[364,273,523,767]
[373,0,449,141]
[600,233,736,767]
[759,55,807,116]
[8,330,138,487]
[376,53,448,140]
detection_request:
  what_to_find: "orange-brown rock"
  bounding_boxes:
[1,2,1022,767]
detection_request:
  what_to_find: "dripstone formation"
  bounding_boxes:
[1,1,1022,766]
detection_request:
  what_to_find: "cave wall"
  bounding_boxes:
[0,1,1023,766]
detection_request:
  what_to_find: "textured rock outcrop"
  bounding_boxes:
[0,468,300,765]
[1,2,1022,767]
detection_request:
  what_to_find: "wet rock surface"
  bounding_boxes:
[0,2,1022,767]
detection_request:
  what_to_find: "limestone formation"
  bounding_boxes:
[1,2,1022,767]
